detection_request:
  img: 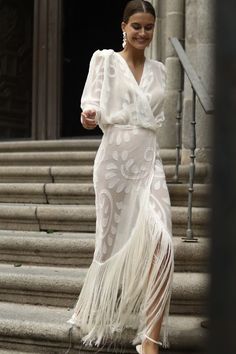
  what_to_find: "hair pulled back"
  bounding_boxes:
[122,0,156,23]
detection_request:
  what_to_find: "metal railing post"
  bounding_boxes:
[169,37,214,243]
[183,88,198,242]
[173,89,182,183]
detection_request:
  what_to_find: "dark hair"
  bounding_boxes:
[122,0,156,23]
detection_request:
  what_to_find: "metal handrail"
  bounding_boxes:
[169,37,214,242]
[169,37,214,114]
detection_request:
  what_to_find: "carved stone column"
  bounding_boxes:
[182,0,215,163]
[32,0,62,140]
[146,1,184,148]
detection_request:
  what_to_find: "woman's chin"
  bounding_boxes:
[132,41,150,50]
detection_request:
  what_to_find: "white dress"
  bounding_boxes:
[67,49,174,349]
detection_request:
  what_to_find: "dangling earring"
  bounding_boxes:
[122,32,127,48]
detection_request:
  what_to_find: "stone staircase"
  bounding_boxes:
[0,139,210,353]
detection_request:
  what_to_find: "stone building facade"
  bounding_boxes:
[148,0,214,163]
[0,0,214,162]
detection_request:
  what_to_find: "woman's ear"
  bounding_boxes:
[121,22,126,32]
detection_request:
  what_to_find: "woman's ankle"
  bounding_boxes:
[143,341,159,354]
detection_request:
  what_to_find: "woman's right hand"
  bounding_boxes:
[81,110,97,130]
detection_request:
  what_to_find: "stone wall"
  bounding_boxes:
[182,0,215,163]
[148,0,215,164]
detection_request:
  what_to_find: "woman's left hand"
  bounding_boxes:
[81,110,97,130]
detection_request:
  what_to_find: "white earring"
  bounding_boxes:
[122,32,127,48]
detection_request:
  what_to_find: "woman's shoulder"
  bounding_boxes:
[91,49,115,60]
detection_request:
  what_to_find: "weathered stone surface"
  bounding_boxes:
[0,230,94,267]
[0,231,209,272]
[0,263,209,314]
[182,0,215,163]
[0,166,52,183]
[0,182,209,207]
[0,184,46,204]
[51,166,93,183]
[0,164,209,184]
[159,91,178,148]
[45,183,95,205]
[0,152,97,166]
[0,136,211,353]
[0,139,101,153]
[0,302,208,352]
[166,57,182,90]
[0,204,39,231]
[0,204,210,235]
[197,0,215,44]
[173,236,209,272]
[166,0,185,13]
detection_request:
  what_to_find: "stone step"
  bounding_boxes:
[0,230,94,268]
[0,302,207,353]
[0,149,176,166]
[0,183,210,207]
[0,164,209,184]
[0,348,203,354]
[0,351,36,354]
[0,204,210,236]
[0,151,97,166]
[0,351,203,354]
[0,139,101,153]
[0,230,209,272]
[0,264,209,314]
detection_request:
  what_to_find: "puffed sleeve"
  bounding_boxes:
[80,50,105,123]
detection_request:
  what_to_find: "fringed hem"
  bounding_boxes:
[67,210,174,349]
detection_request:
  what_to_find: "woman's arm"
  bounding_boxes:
[80,50,105,130]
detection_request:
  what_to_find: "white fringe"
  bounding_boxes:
[67,209,174,348]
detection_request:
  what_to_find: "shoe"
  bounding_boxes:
[136,344,143,354]
[136,334,162,353]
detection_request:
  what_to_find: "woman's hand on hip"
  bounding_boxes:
[81,110,97,130]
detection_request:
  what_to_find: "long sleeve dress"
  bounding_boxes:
[67,49,174,349]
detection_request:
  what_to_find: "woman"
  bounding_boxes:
[67,1,174,353]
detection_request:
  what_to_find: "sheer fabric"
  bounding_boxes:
[67,50,174,348]
[80,49,167,132]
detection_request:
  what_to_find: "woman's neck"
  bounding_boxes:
[119,48,146,65]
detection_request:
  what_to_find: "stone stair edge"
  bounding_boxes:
[0,204,210,235]
[0,262,209,297]
[0,182,210,208]
[0,164,210,185]
[0,202,210,210]
[0,139,210,352]
[0,229,209,253]
[0,301,208,350]
[0,230,209,272]
[0,264,209,313]
[0,182,210,191]
[0,138,102,152]
[0,149,176,157]
[0,350,36,354]
[0,203,210,220]
[0,150,178,167]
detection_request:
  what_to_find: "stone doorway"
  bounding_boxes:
[0,0,34,140]
[61,0,127,137]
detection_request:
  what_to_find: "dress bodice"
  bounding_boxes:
[81,49,167,132]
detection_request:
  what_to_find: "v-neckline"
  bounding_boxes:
[114,52,146,87]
